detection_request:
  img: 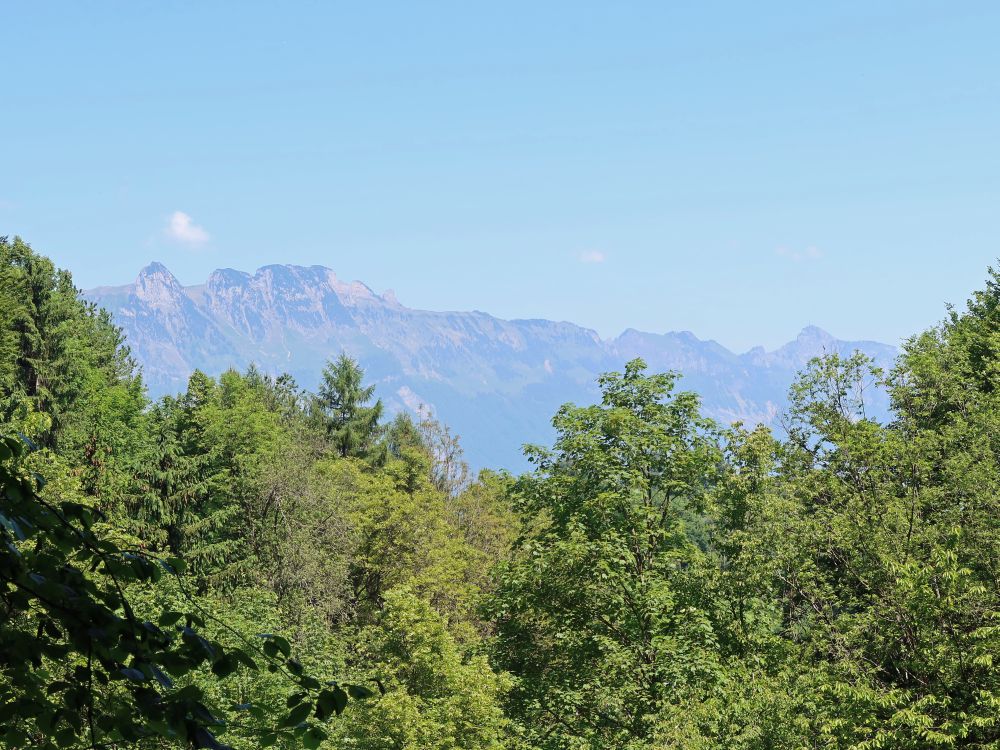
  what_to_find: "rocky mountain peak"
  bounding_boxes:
[136,261,179,284]
[84,261,898,470]
[134,261,185,308]
[796,325,835,343]
[206,267,252,290]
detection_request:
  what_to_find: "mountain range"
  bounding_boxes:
[84,263,898,470]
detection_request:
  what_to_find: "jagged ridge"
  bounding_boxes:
[84,262,898,469]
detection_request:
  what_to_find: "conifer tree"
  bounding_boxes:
[316,354,385,461]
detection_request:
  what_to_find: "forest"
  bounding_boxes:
[3,234,1000,750]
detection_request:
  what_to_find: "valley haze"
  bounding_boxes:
[85,262,897,470]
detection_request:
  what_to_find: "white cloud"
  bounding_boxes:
[775,245,822,262]
[579,250,606,264]
[165,211,210,246]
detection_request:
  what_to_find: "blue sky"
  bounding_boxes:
[2,1,998,350]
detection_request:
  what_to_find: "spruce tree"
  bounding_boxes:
[316,354,385,460]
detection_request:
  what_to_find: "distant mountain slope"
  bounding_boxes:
[84,263,898,470]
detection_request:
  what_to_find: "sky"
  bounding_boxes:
[2,1,998,351]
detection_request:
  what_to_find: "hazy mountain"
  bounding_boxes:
[84,262,898,470]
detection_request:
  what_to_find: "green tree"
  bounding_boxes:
[487,359,726,749]
[0,433,370,749]
[686,290,1000,750]
[316,354,385,461]
[749,269,1000,747]
[0,235,147,503]
[319,455,476,626]
[337,587,510,750]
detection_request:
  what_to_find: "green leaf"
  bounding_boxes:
[211,653,239,679]
[158,610,185,627]
[316,687,348,720]
[163,556,187,574]
[281,702,312,728]
[299,674,321,691]
[230,648,258,671]
[303,726,327,749]
[271,635,291,657]
[54,727,77,747]
[346,683,376,699]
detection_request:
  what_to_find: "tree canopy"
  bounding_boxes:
[6,236,1000,750]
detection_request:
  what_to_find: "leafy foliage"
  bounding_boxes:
[0,433,372,749]
[489,268,1000,748]
[335,587,511,749]
[8,237,1000,750]
[487,360,727,748]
